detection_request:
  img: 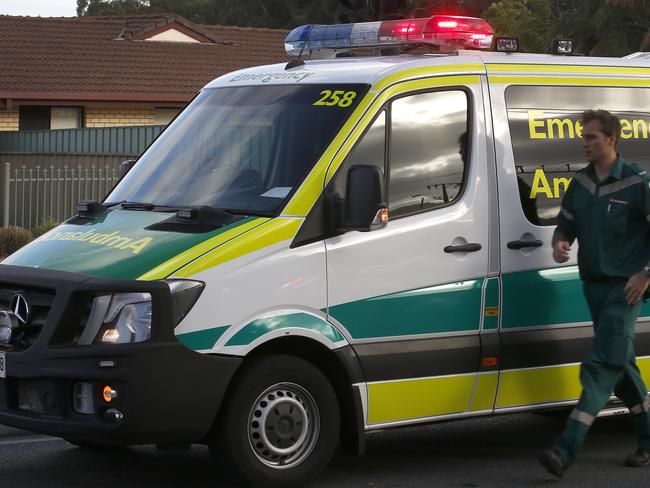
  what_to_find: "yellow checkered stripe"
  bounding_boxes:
[364,357,650,426]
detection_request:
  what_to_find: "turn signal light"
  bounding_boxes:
[102,385,118,403]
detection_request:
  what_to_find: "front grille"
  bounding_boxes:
[0,286,56,350]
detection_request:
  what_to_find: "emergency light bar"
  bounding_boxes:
[285,15,494,57]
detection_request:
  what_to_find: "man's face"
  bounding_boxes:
[581,119,616,164]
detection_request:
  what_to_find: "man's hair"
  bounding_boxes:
[581,109,621,145]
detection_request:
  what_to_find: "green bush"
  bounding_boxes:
[0,226,33,259]
[31,218,60,239]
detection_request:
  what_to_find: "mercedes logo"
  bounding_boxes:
[10,293,31,326]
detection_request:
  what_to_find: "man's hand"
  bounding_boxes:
[624,271,650,305]
[552,239,571,263]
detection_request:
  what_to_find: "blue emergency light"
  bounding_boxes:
[285,15,494,56]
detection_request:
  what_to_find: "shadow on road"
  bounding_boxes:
[0,413,642,487]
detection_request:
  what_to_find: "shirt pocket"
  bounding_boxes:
[604,201,630,234]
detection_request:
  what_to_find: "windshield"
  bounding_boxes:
[107,84,370,215]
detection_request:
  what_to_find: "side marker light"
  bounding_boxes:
[482,357,498,367]
[371,208,389,227]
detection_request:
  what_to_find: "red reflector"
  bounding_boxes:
[482,357,498,367]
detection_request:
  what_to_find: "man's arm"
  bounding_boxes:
[552,231,572,264]
[625,174,650,304]
[552,180,577,264]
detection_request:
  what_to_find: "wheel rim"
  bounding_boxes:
[247,382,320,470]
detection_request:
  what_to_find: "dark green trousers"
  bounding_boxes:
[552,281,650,467]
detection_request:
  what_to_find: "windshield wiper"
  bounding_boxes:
[103,201,180,212]
[220,208,273,218]
[121,201,155,210]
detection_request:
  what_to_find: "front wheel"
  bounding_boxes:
[214,355,340,488]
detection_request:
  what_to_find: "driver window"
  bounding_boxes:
[388,90,469,219]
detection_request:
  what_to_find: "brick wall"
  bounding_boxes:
[0,108,19,131]
[85,107,155,128]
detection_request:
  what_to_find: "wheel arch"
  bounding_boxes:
[207,336,366,455]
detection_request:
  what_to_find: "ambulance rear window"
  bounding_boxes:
[505,85,650,226]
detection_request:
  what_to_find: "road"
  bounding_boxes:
[0,411,646,487]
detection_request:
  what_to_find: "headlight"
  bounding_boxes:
[0,310,18,345]
[77,280,204,346]
[89,293,152,345]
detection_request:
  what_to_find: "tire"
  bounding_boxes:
[214,355,340,488]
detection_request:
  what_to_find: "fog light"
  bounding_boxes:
[73,382,94,414]
[102,385,118,403]
[103,408,124,423]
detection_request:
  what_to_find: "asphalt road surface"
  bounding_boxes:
[0,411,647,487]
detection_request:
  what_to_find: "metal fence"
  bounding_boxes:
[2,162,122,228]
[0,125,165,155]
[0,125,165,229]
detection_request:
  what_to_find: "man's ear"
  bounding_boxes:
[608,134,617,149]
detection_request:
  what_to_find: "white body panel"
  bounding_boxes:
[488,81,576,274]
[173,237,334,350]
[326,78,490,309]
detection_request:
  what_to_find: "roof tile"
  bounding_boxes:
[0,14,290,103]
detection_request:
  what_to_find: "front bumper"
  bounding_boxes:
[0,265,241,445]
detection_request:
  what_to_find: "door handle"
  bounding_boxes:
[444,243,482,253]
[507,239,543,250]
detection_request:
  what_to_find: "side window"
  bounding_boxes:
[388,90,469,219]
[505,85,650,226]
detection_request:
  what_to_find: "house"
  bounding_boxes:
[0,14,289,131]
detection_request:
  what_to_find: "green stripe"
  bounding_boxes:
[3,210,257,280]
[502,267,588,328]
[225,312,344,346]
[502,266,650,329]
[328,279,483,339]
[176,325,230,350]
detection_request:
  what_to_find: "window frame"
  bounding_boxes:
[385,86,474,221]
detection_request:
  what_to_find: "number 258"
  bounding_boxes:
[314,90,357,107]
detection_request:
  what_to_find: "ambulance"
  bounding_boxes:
[0,13,649,488]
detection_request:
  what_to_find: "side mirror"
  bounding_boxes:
[341,165,387,232]
[120,159,137,177]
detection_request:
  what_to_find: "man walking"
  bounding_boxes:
[539,109,650,477]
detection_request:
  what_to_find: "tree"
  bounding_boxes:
[77,0,150,16]
[74,0,649,55]
[606,0,650,50]
[483,0,551,53]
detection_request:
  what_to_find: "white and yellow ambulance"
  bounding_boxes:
[0,14,649,488]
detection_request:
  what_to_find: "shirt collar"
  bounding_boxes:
[585,154,624,182]
[610,155,624,180]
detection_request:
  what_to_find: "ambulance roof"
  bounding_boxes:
[205,51,650,90]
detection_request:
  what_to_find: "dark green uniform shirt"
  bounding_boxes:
[555,155,650,280]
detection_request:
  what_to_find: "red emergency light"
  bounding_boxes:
[285,15,495,56]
